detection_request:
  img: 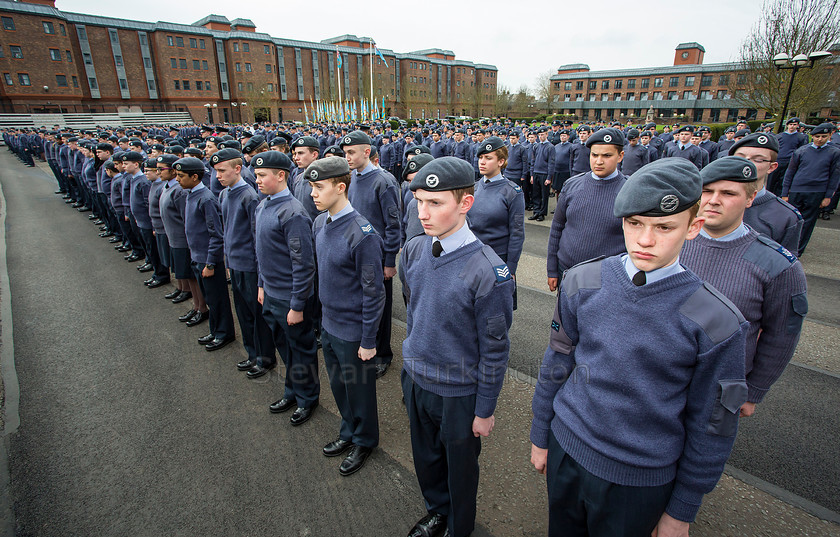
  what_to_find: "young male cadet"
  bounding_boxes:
[528,128,554,221]
[770,117,808,195]
[682,157,807,416]
[340,131,401,379]
[175,157,235,349]
[212,148,276,378]
[401,154,436,246]
[506,131,531,209]
[546,128,628,292]
[120,152,147,263]
[307,157,385,476]
[531,158,748,537]
[145,157,172,289]
[400,157,514,537]
[729,133,803,255]
[619,128,650,176]
[781,122,840,255]
[568,125,591,176]
[289,136,323,221]
[253,151,320,425]
[663,125,705,170]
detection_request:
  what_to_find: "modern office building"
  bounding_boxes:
[0,0,498,123]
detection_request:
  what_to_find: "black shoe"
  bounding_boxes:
[55,190,65,195]
[237,358,256,371]
[137,263,153,273]
[117,245,131,252]
[164,289,182,300]
[144,277,155,285]
[76,206,91,212]
[527,214,540,220]
[408,513,447,537]
[535,215,545,221]
[108,236,121,243]
[126,254,142,262]
[179,309,198,322]
[71,202,83,208]
[820,212,831,221]
[323,438,353,458]
[147,278,169,289]
[339,445,372,476]
[197,333,215,344]
[525,205,534,211]
[205,337,235,352]
[375,363,389,379]
[246,363,275,379]
[99,231,114,238]
[290,402,318,426]
[172,291,192,304]
[269,398,296,413]
[89,214,98,220]
[185,310,209,327]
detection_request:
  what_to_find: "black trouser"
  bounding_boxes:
[531,173,550,215]
[127,214,145,257]
[768,160,789,196]
[139,227,166,280]
[546,434,674,537]
[375,277,393,365]
[116,211,132,246]
[402,370,481,537]
[787,191,825,255]
[229,269,274,366]
[322,329,378,448]
[192,260,235,341]
[509,172,530,207]
[102,194,121,238]
[261,293,319,408]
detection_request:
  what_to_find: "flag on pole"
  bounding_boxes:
[336,46,342,69]
[373,42,389,68]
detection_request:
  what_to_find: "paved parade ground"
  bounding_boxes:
[0,150,838,536]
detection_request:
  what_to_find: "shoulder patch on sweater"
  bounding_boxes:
[774,196,803,220]
[744,235,796,278]
[561,256,605,297]
[493,264,511,282]
[461,245,510,298]
[680,282,745,344]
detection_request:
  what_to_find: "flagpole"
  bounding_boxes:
[369,39,374,121]
[336,47,343,122]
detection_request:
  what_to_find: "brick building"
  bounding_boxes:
[0,0,498,123]
[549,42,839,124]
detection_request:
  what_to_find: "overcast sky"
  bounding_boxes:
[60,0,764,90]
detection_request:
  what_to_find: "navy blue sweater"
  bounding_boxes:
[184,183,225,265]
[148,180,166,235]
[776,131,807,162]
[782,144,840,197]
[400,234,514,418]
[348,164,401,267]
[531,256,747,522]
[254,193,315,310]
[313,209,385,348]
[220,181,259,272]
[159,181,188,248]
[470,177,525,274]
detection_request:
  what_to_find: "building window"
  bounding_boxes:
[3,73,12,85]
[614,80,623,89]
[267,83,274,92]
[193,60,200,70]
[56,74,67,87]
[685,76,695,87]
[627,79,636,89]
[564,81,572,90]
[627,92,635,100]
[576,81,583,90]
[221,82,228,92]
[170,58,177,69]
[669,77,679,87]
[179,59,187,69]
[18,73,30,86]
[119,78,127,90]
[205,81,211,90]
[264,44,270,54]
[717,90,728,99]
[196,80,203,90]
[601,80,609,89]
[237,82,243,91]
[182,80,189,90]
[84,53,92,65]
[77,27,88,40]
[601,93,609,101]
[247,82,253,91]
[701,75,712,86]
[699,90,711,99]
[737,74,747,85]
[653,91,662,100]
[265,64,272,73]
[66,50,72,62]
[174,80,180,90]
[147,80,155,91]
[245,63,252,72]
[108,30,118,42]
[575,93,582,100]
[143,58,151,68]
[588,80,597,90]
[176,36,184,47]
[233,42,239,52]
[189,38,197,48]
[60,24,66,36]
[654,78,663,87]
[10,46,22,59]
[43,21,55,34]
[235,63,241,72]
[613,93,622,101]
[243,43,249,52]
[88,77,97,89]
[202,60,209,70]
[641,78,650,88]
[200,39,206,49]
[1,17,14,31]
[588,94,596,101]
[139,33,146,45]
[682,91,693,99]
[50,48,61,61]
[719,75,729,85]
[668,91,678,100]
[72,75,78,87]
[114,55,123,67]
[639,92,648,100]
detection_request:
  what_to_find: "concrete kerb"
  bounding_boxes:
[0,181,17,537]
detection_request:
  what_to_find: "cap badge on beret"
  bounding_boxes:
[157,156,164,162]
[343,136,351,144]
[485,143,492,152]
[211,155,219,164]
[603,134,612,143]
[175,163,182,171]
[743,166,753,178]
[309,170,319,180]
[757,135,768,145]
[660,195,679,213]
[408,161,417,171]
[255,157,264,166]
[414,148,422,155]
[425,174,440,188]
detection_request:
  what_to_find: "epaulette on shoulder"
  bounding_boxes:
[774,196,803,220]
[754,234,798,264]
[478,244,511,283]
[506,179,522,193]
[679,282,745,344]
[561,255,605,296]
[355,214,376,235]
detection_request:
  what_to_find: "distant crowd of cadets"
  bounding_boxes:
[3,111,831,536]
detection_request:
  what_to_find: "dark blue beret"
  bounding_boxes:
[290,136,319,150]
[156,154,179,165]
[242,135,265,153]
[626,129,640,140]
[405,145,431,158]
[675,125,695,134]
[324,145,345,157]
[811,122,835,135]
[728,132,779,155]
[586,127,625,148]
[476,136,505,157]
[614,159,702,218]
[103,160,118,171]
[785,117,801,125]
[252,150,292,171]
[184,148,203,157]
[96,143,114,152]
[145,157,158,169]
[168,144,185,154]
[409,156,474,192]
[209,148,243,166]
[339,130,372,147]
[218,139,240,150]
[402,153,435,179]
[303,157,349,182]
[173,157,206,174]
[577,125,591,133]
[697,126,710,133]
[700,156,757,185]
[206,136,224,144]
[121,151,144,162]
[734,129,751,138]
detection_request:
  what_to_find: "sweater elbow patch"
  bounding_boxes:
[361,264,377,297]
[288,236,302,262]
[787,292,808,334]
[707,379,747,437]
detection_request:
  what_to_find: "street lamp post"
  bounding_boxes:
[773,50,832,133]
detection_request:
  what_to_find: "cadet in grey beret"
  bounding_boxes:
[728,132,779,155]
[614,159,702,218]
[304,156,350,182]
[251,151,292,171]
[339,130,372,147]
[402,153,435,179]
[476,136,505,156]
[700,156,757,185]
[409,156,475,192]
[173,157,206,174]
[626,129,640,141]
[156,154,178,166]
[209,148,242,166]
[291,136,320,150]
[323,145,345,158]
[242,135,265,153]
[405,145,431,158]
[585,127,625,148]
[810,122,835,136]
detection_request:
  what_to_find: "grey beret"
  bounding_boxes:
[184,147,202,157]
[121,151,144,162]
[324,145,345,157]
[96,143,114,152]
[811,122,835,135]
[586,127,625,148]
[613,159,702,218]
[405,144,431,158]
[338,130,372,147]
[675,125,695,134]
[402,153,435,179]
[734,129,751,138]
[785,117,801,125]
[209,148,242,166]
[303,157,350,182]
[409,156,475,192]
[242,135,265,153]
[290,136,320,150]
[251,150,292,171]
[476,136,505,157]
[218,139,241,150]
[156,154,179,166]
[700,156,757,185]
[173,157,206,174]
[728,132,779,155]
[626,129,640,140]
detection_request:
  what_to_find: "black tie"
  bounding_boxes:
[485,179,490,184]
[432,241,443,257]
[632,271,646,286]
[326,217,332,224]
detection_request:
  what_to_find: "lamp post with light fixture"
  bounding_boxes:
[773,50,832,133]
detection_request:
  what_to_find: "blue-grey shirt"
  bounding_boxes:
[622,253,685,285]
[699,222,750,241]
[434,222,477,255]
